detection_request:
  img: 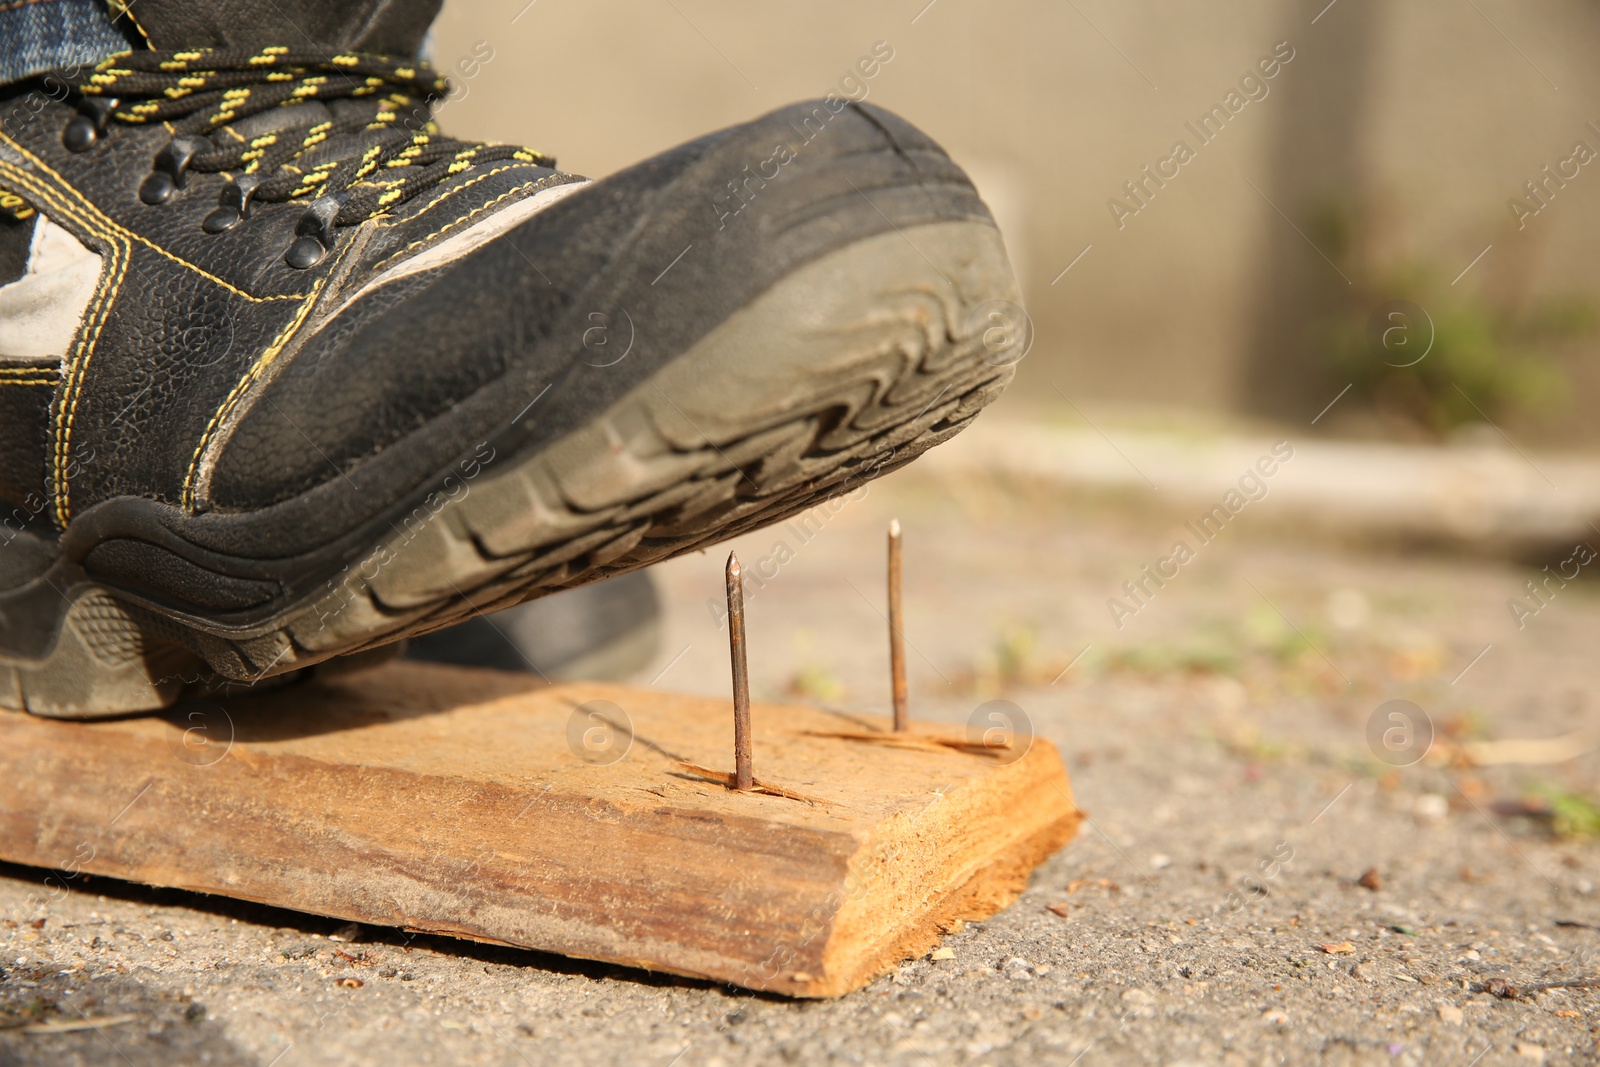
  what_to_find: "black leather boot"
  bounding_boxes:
[0,1,1024,715]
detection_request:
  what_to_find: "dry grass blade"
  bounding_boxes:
[21,1014,138,1035]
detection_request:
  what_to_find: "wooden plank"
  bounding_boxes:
[0,661,1080,997]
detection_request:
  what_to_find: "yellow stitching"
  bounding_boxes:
[53,235,128,526]
[370,173,557,273]
[0,142,172,526]
[0,162,302,305]
[0,169,108,243]
[0,146,260,525]
[32,183,124,529]
[57,240,126,525]
[180,267,335,511]
[36,179,300,303]
[383,164,545,224]
[0,139,307,304]
[2,139,544,522]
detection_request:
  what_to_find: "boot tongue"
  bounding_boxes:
[109,0,441,55]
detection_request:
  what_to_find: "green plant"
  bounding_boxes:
[993,622,1038,687]
[1242,602,1321,663]
[1545,789,1600,840]
[786,664,845,704]
[1307,199,1592,437]
[1107,635,1240,676]
[785,630,845,704]
[952,621,1086,694]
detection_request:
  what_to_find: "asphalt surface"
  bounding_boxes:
[3,456,1597,1066]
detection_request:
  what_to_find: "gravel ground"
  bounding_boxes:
[3,452,1598,1066]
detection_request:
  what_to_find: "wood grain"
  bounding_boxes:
[0,661,1080,997]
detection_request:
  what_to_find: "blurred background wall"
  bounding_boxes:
[427,0,1600,447]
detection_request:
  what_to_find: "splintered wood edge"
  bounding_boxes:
[773,740,1080,998]
[0,668,1081,999]
[419,742,1079,999]
[422,737,1080,998]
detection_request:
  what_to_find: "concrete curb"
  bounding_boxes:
[922,418,1600,551]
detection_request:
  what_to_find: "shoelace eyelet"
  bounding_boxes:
[70,48,551,237]
[62,97,118,153]
[139,135,210,205]
[203,175,266,234]
[284,193,349,269]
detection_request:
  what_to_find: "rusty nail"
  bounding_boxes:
[727,551,753,790]
[888,518,908,732]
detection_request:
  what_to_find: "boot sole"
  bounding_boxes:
[3,221,1020,716]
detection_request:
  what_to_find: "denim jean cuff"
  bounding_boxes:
[0,0,133,86]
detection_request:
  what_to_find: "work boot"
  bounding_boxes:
[0,0,1026,716]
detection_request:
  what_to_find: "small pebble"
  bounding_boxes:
[1414,795,1449,821]
[1002,957,1034,980]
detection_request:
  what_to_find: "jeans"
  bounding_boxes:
[0,0,131,86]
